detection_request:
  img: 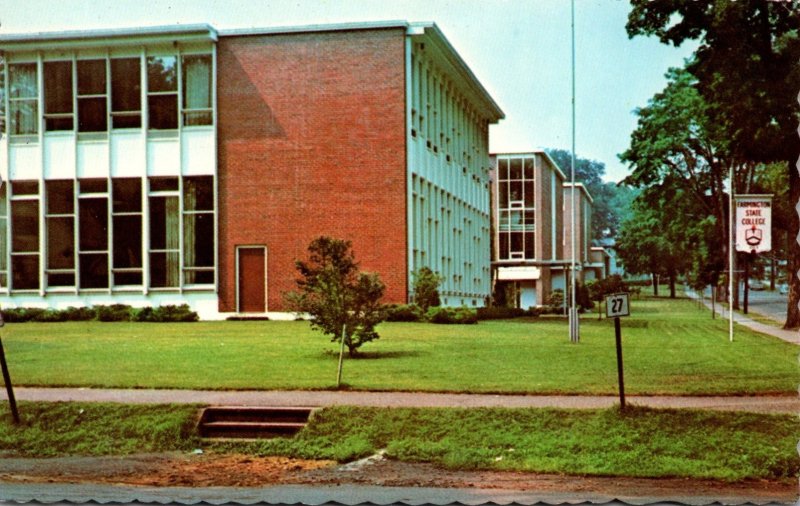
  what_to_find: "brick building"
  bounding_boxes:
[490,151,566,308]
[0,22,503,318]
[490,152,600,309]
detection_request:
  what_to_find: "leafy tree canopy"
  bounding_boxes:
[286,236,386,356]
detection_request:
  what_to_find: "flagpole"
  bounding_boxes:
[569,0,580,343]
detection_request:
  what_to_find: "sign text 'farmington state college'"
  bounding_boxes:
[735,195,772,254]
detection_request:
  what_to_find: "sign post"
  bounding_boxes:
[605,293,630,410]
[0,311,18,424]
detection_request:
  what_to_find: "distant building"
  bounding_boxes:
[552,182,595,292]
[489,151,567,309]
[0,21,503,318]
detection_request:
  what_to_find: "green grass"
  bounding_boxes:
[2,402,796,481]
[0,402,201,457]
[231,405,799,481]
[1,295,797,394]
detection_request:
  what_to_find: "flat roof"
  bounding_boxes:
[0,24,217,50]
[0,20,503,123]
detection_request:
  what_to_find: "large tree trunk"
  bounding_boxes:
[652,273,659,296]
[669,273,676,299]
[785,153,800,329]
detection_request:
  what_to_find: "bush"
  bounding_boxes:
[2,308,46,323]
[385,304,425,322]
[61,306,97,321]
[426,306,478,325]
[476,306,527,320]
[134,305,198,322]
[411,267,443,312]
[95,304,134,322]
[34,309,70,323]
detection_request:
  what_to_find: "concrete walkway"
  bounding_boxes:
[13,387,800,413]
[685,289,800,345]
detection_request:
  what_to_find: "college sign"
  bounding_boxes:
[735,195,772,254]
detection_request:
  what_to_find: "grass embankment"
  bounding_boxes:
[1,402,797,481]
[1,295,797,394]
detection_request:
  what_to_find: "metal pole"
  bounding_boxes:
[728,164,734,341]
[0,336,19,424]
[569,0,580,344]
[614,317,625,410]
[336,324,346,388]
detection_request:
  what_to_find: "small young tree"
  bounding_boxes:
[412,266,443,312]
[285,237,386,357]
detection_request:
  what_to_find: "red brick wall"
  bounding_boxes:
[217,28,408,312]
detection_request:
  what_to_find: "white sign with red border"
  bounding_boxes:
[735,195,772,254]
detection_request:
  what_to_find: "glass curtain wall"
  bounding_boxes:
[497,157,535,260]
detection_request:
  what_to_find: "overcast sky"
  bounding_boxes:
[1,0,696,183]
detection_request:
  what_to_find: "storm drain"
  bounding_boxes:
[198,406,316,439]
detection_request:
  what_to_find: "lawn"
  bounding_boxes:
[1,402,797,481]
[0,296,797,395]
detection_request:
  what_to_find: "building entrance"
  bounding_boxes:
[237,247,266,313]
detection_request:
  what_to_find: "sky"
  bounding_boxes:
[0,0,697,183]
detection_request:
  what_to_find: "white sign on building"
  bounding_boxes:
[735,195,772,254]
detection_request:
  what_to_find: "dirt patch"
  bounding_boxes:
[0,452,796,502]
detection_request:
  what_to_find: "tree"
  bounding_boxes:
[546,149,623,239]
[411,266,443,312]
[615,179,713,298]
[286,236,386,356]
[626,0,800,328]
[587,275,631,319]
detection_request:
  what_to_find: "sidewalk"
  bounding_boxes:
[14,387,800,413]
[685,289,800,345]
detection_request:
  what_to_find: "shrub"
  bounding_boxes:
[426,306,478,325]
[2,308,46,323]
[476,306,527,320]
[134,305,198,322]
[34,309,69,323]
[61,306,97,321]
[385,304,425,322]
[411,267,443,312]
[95,304,134,322]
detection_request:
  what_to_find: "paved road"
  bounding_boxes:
[0,481,786,505]
[689,288,799,345]
[702,286,789,324]
[13,387,800,413]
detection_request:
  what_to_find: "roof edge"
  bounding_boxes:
[0,23,218,44]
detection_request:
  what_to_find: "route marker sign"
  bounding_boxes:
[605,293,630,318]
[605,292,630,410]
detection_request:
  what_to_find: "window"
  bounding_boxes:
[147,56,177,130]
[0,56,6,136]
[182,55,212,126]
[112,178,143,286]
[77,59,107,132]
[0,185,6,288]
[183,176,214,284]
[111,58,141,128]
[11,181,39,290]
[78,179,109,289]
[46,180,76,287]
[149,177,179,287]
[9,64,38,136]
[44,61,74,131]
[498,157,535,261]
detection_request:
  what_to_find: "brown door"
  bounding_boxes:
[237,247,266,313]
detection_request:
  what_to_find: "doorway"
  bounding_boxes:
[237,246,266,313]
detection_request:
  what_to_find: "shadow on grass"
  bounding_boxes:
[320,349,424,360]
